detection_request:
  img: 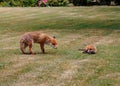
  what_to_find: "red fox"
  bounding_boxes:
[79,44,97,54]
[20,32,57,54]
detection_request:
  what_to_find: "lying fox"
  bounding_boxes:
[20,32,57,54]
[79,44,97,54]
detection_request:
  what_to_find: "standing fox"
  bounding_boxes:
[79,44,97,54]
[20,32,57,54]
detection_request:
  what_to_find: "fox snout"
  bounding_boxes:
[53,45,57,49]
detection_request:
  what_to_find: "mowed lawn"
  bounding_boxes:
[0,7,120,86]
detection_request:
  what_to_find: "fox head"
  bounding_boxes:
[45,36,57,49]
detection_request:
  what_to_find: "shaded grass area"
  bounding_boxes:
[0,7,120,86]
[0,7,120,32]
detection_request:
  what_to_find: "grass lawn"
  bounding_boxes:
[0,7,120,86]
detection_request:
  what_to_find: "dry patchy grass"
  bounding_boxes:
[0,7,120,86]
[0,29,119,86]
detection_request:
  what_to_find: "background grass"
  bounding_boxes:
[0,7,120,86]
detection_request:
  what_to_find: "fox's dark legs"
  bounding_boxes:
[87,50,96,54]
[78,48,88,53]
[20,42,28,54]
[83,50,88,53]
[24,43,28,53]
[28,41,34,54]
[29,45,33,54]
[40,43,45,53]
[22,41,45,54]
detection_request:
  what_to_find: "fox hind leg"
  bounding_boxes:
[29,44,33,54]
[78,48,88,53]
[20,42,28,54]
[28,40,34,54]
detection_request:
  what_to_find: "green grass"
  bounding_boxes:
[0,7,120,86]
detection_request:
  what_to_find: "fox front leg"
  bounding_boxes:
[40,43,45,53]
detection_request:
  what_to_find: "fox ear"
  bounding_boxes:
[53,36,56,39]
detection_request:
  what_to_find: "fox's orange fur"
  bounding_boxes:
[79,44,97,54]
[20,32,57,54]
